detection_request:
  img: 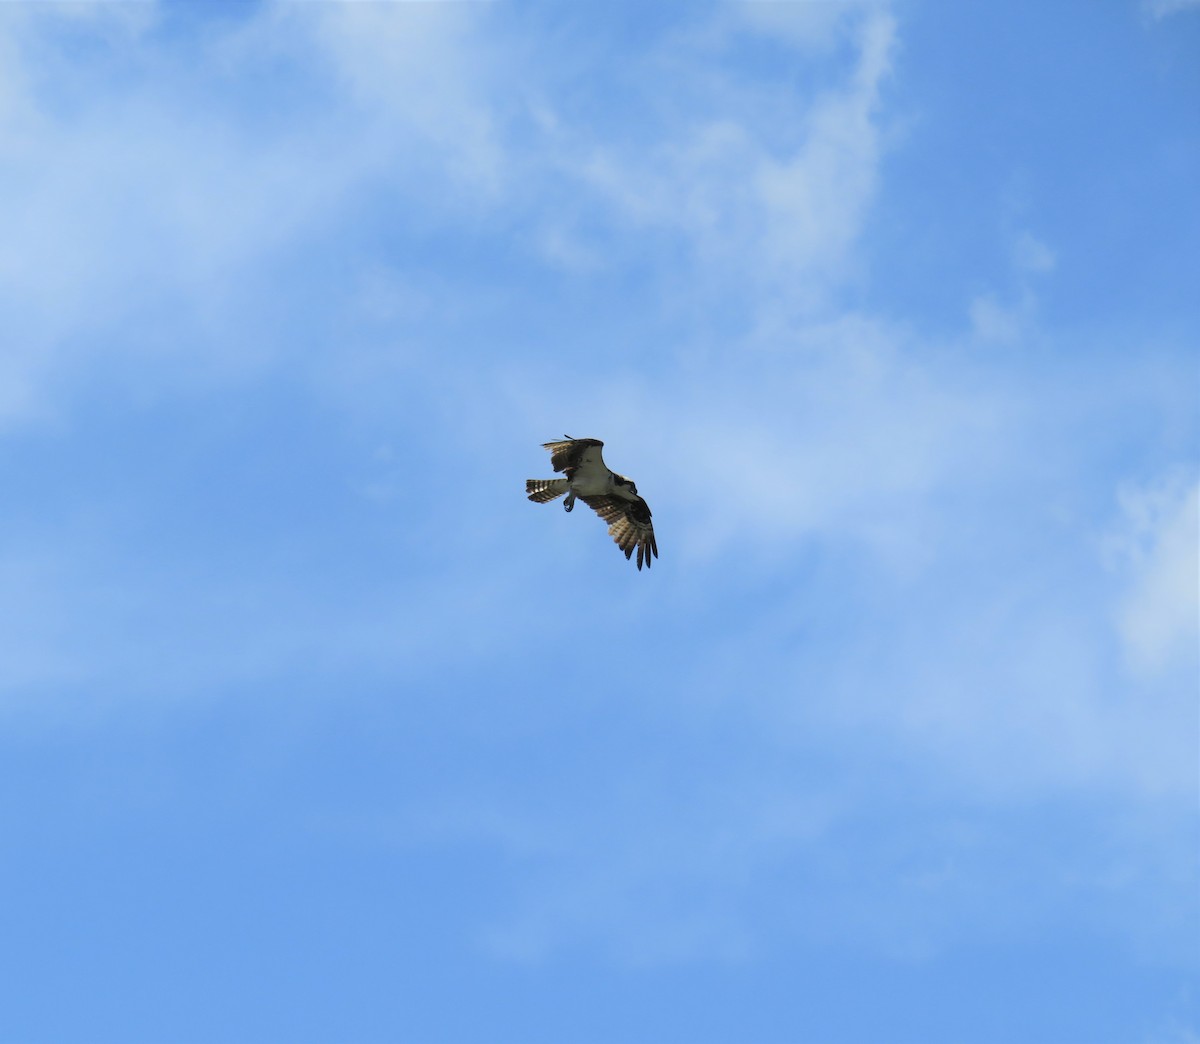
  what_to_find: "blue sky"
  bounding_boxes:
[1,2,1197,1041]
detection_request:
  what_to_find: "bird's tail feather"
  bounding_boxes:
[526,478,569,503]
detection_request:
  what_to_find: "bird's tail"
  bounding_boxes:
[526,478,569,504]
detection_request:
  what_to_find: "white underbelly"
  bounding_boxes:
[570,472,611,496]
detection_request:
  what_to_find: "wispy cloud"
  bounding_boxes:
[547,8,895,314]
[1108,471,1200,676]
[0,2,901,431]
[1144,0,1200,19]
[968,227,1056,343]
[0,1,1195,1000]
[0,2,510,428]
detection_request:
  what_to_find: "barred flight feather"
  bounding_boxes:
[525,478,569,503]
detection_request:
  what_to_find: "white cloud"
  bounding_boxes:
[612,314,1000,572]
[1109,471,1200,675]
[1012,230,1056,274]
[755,19,892,279]
[755,10,894,293]
[549,9,895,312]
[735,0,867,51]
[497,307,1196,804]
[968,293,1024,342]
[967,228,1055,343]
[0,3,899,432]
[1145,0,1200,18]
[0,2,1195,996]
[0,2,507,428]
[226,2,505,193]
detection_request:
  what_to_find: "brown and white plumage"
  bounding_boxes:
[525,436,659,570]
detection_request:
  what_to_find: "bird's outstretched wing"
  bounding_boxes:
[580,494,659,570]
[541,436,605,479]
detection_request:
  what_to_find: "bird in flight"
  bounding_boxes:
[526,436,659,570]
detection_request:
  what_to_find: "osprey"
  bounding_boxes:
[526,436,659,570]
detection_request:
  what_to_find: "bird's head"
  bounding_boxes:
[614,474,638,496]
